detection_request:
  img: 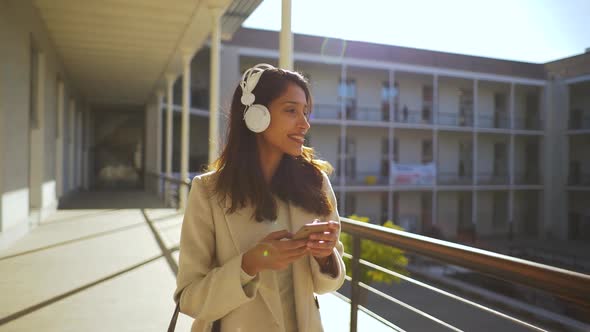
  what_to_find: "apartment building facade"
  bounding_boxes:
[173,28,590,243]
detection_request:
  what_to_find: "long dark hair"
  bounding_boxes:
[208,67,334,222]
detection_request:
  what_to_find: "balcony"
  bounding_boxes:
[437,172,473,185]
[569,173,590,186]
[350,106,386,122]
[394,109,432,125]
[311,103,341,120]
[569,109,590,130]
[514,171,542,185]
[477,172,509,185]
[477,113,510,129]
[346,172,389,186]
[514,115,544,131]
[437,112,473,127]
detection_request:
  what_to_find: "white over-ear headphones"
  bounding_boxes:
[240,63,276,133]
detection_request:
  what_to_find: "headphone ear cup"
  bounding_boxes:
[244,104,271,133]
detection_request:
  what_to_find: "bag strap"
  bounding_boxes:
[167,301,180,332]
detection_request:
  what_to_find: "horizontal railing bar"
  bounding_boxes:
[146,171,191,186]
[340,218,590,311]
[352,255,548,331]
[358,281,463,332]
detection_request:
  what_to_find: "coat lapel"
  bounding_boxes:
[221,199,285,330]
[288,201,319,332]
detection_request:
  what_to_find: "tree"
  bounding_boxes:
[341,215,409,285]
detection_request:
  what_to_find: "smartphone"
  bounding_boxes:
[292,221,330,240]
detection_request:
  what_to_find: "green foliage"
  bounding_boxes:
[341,215,409,285]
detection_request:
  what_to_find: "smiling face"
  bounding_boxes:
[257,82,311,159]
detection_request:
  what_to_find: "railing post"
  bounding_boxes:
[350,235,361,332]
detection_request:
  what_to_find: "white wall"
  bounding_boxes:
[0,1,77,242]
[397,73,431,112]
[396,130,432,164]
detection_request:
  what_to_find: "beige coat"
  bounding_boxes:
[174,171,346,332]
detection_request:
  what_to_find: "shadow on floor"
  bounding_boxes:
[58,190,167,209]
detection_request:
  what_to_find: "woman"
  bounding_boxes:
[174,64,346,332]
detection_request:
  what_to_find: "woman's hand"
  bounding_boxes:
[307,220,340,259]
[242,230,309,275]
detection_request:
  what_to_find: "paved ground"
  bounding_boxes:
[0,191,395,332]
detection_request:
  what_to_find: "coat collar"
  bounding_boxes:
[222,197,318,330]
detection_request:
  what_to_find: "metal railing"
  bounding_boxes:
[352,106,386,122]
[346,172,389,185]
[477,172,509,185]
[514,171,542,185]
[568,111,590,130]
[514,115,544,130]
[568,173,590,186]
[395,109,432,124]
[477,113,510,129]
[437,112,474,127]
[311,103,341,120]
[341,217,590,332]
[146,172,192,208]
[437,172,473,185]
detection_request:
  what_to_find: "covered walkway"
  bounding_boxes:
[0,193,395,331]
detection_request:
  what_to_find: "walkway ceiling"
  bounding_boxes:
[33,0,261,107]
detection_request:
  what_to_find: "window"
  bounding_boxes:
[339,78,357,119]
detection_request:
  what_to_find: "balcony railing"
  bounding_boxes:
[311,103,341,120]
[395,109,432,125]
[437,112,473,127]
[350,106,386,122]
[568,110,590,130]
[514,115,544,130]
[514,171,542,185]
[437,172,473,185]
[568,173,590,186]
[342,218,590,332]
[346,172,389,186]
[477,113,510,129]
[477,172,509,185]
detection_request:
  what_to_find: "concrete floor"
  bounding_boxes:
[0,191,395,332]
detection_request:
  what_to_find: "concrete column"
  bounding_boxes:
[180,53,192,210]
[29,52,46,214]
[338,64,347,213]
[472,80,478,226]
[83,108,91,190]
[209,6,222,164]
[387,70,395,222]
[76,110,83,189]
[165,74,174,205]
[433,74,438,225]
[68,99,76,192]
[509,83,515,235]
[279,0,293,70]
[55,79,65,198]
[156,90,164,197]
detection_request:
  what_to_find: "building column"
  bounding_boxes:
[76,109,83,189]
[387,69,395,222]
[165,74,174,206]
[29,52,46,215]
[82,108,91,190]
[68,99,76,192]
[433,74,439,226]
[209,6,222,164]
[509,83,515,238]
[338,64,347,214]
[180,53,192,210]
[472,80,478,227]
[155,90,164,197]
[55,79,65,198]
[279,0,293,70]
